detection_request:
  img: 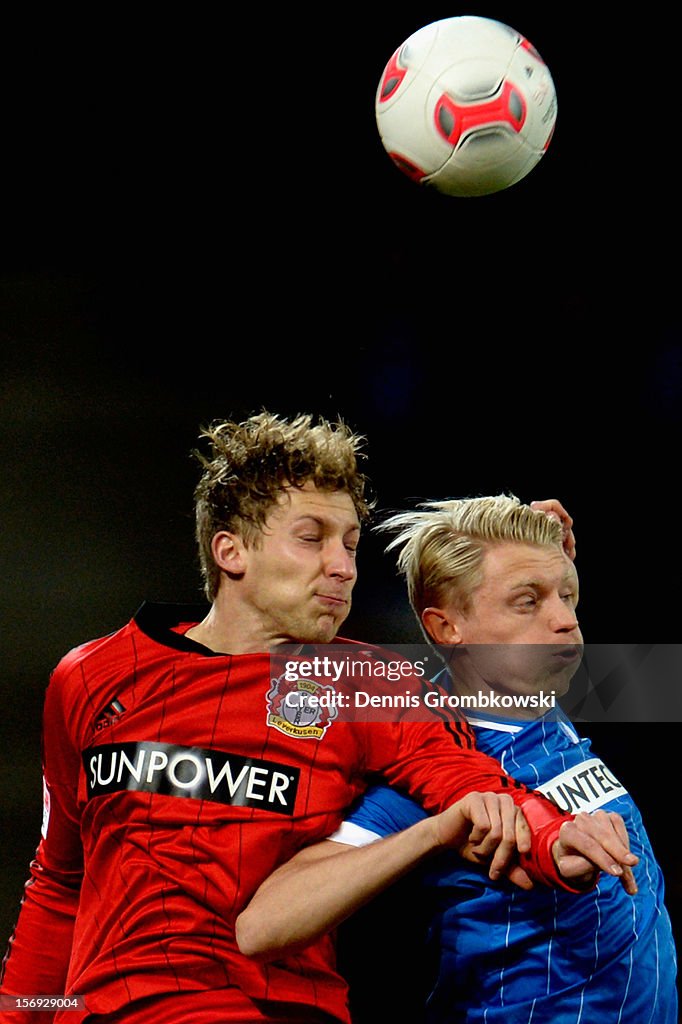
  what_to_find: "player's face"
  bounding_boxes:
[242,483,360,645]
[448,543,583,710]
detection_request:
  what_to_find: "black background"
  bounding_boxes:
[1,4,680,1014]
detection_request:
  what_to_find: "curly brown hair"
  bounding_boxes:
[193,411,373,600]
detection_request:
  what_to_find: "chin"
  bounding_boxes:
[315,624,342,644]
[294,621,339,645]
[540,671,574,701]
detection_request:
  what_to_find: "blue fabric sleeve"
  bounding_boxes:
[346,783,428,837]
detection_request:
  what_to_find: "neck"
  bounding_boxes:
[185,600,273,655]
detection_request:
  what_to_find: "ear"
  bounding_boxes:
[421,607,464,646]
[211,531,248,576]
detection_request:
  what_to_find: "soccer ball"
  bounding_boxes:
[375,15,557,197]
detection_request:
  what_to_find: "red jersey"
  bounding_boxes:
[0,603,573,1024]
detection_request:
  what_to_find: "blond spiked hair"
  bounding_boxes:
[377,494,563,629]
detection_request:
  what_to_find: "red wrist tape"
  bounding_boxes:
[517,792,588,894]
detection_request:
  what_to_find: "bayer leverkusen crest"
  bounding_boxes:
[266,673,338,740]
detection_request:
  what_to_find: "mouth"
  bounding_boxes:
[315,593,348,608]
[553,646,582,662]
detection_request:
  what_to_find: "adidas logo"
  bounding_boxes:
[94,698,127,731]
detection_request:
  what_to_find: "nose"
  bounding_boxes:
[548,596,580,635]
[324,539,357,582]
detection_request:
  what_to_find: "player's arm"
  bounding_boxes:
[367,711,638,894]
[0,671,83,1021]
[236,791,531,962]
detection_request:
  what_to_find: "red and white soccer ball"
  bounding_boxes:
[375,15,557,197]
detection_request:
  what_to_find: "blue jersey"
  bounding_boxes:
[333,710,678,1024]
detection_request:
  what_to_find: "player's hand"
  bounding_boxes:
[552,810,639,894]
[432,792,534,891]
[530,499,576,561]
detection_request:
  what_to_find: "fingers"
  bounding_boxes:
[601,811,638,894]
[437,793,519,871]
[439,794,536,890]
[459,793,527,883]
[574,810,638,867]
[436,791,505,849]
[553,811,639,893]
[530,499,577,561]
[618,865,639,896]
[515,805,532,855]
[475,794,518,879]
[479,798,534,889]
[606,809,632,849]
[530,498,573,527]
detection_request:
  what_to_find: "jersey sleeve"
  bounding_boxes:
[362,709,583,893]
[0,667,84,1021]
[330,784,427,846]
